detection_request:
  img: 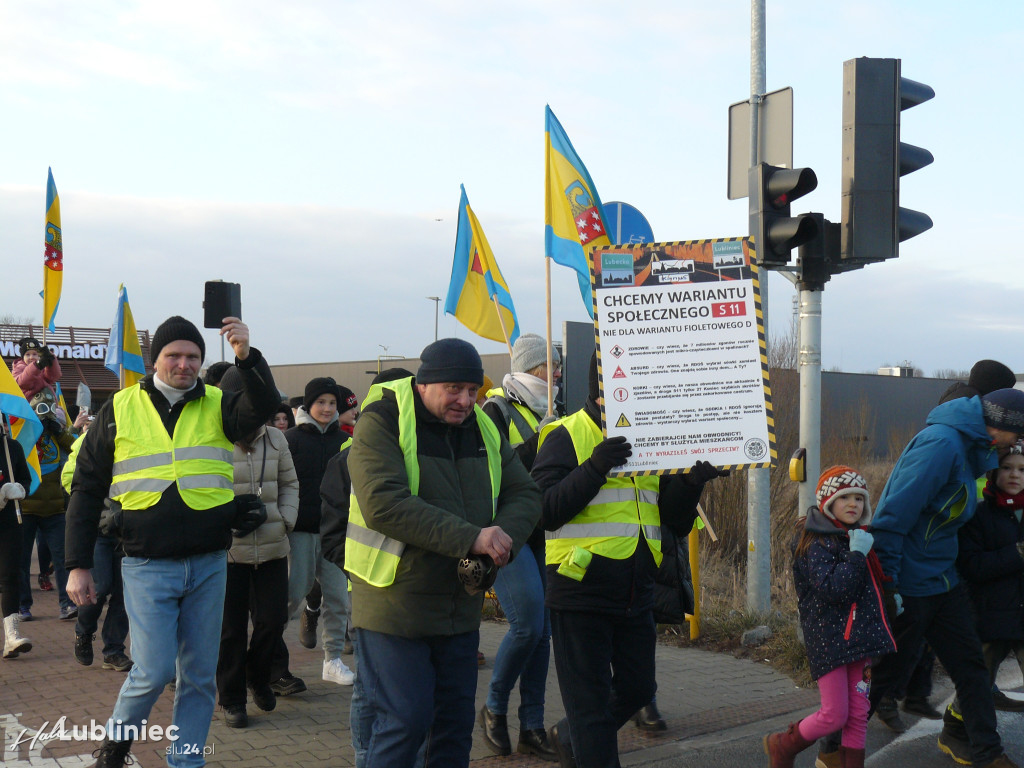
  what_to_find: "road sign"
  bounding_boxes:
[728,87,794,200]
[602,201,654,245]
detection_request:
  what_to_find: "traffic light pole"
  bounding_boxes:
[746,0,771,614]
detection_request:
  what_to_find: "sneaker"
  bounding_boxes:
[299,607,320,649]
[938,730,972,766]
[74,633,94,666]
[18,608,31,622]
[38,573,53,591]
[248,682,276,712]
[992,690,1024,712]
[322,657,355,686]
[59,605,78,621]
[102,653,134,672]
[223,704,248,729]
[269,672,306,696]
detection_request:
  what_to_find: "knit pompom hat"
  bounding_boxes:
[816,465,872,525]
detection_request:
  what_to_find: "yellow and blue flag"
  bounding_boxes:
[43,168,64,333]
[445,185,521,345]
[0,358,44,494]
[104,284,146,388]
[544,106,611,319]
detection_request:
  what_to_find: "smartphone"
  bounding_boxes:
[203,281,242,329]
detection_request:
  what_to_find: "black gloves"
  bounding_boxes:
[589,436,632,475]
[683,460,730,486]
[37,346,54,369]
[44,418,64,437]
[232,495,268,537]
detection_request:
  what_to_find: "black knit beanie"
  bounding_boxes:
[968,360,1016,396]
[304,377,340,411]
[151,316,206,362]
[337,384,359,412]
[217,365,243,393]
[416,339,483,385]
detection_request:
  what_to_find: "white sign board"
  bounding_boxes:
[590,238,775,476]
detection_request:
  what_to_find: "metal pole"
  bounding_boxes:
[746,0,771,613]
[797,289,821,519]
[426,296,440,341]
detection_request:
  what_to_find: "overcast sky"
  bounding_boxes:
[2,1,1020,377]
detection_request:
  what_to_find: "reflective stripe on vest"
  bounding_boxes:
[484,387,540,446]
[542,409,662,567]
[110,385,234,511]
[345,378,503,587]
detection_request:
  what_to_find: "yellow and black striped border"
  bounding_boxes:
[587,238,777,477]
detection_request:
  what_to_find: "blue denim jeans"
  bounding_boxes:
[486,541,550,729]
[351,671,425,768]
[75,533,129,657]
[108,551,227,768]
[18,513,73,612]
[355,627,478,768]
[286,531,350,659]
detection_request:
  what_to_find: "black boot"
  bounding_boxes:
[517,728,558,761]
[548,720,577,768]
[632,702,667,732]
[90,738,133,768]
[479,704,511,756]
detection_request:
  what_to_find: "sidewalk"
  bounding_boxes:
[0,581,818,767]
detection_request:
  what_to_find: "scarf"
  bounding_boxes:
[982,479,1024,511]
[501,372,552,417]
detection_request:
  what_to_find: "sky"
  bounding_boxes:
[2,1,1021,377]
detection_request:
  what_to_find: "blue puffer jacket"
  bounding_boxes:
[871,396,998,597]
[794,507,896,680]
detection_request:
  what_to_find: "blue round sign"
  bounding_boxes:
[602,201,654,245]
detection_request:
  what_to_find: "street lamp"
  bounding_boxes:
[426,296,440,341]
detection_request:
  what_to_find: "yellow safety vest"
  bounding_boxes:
[109,385,234,511]
[345,377,503,587]
[61,434,85,494]
[540,410,662,579]
[484,387,540,446]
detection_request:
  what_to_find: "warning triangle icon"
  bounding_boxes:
[612,366,626,379]
[615,413,631,428]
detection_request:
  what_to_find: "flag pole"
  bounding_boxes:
[1,416,23,524]
[491,296,514,356]
[544,257,554,417]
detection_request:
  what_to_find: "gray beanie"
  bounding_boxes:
[511,333,559,374]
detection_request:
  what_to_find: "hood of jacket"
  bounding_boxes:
[295,405,339,434]
[925,396,997,478]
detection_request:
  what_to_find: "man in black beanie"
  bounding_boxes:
[531,352,729,768]
[347,339,540,768]
[65,315,280,768]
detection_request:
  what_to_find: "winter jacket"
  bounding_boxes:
[0,435,31,520]
[653,524,695,623]
[531,398,703,616]
[347,382,540,638]
[957,488,1024,642]
[795,506,896,680]
[285,409,347,533]
[320,445,351,570]
[65,349,280,569]
[20,425,77,518]
[871,396,998,597]
[13,357,62,400]
[227,425,299,566]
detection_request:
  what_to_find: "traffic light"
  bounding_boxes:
[748,163,819,267]
[841,57,934,263]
